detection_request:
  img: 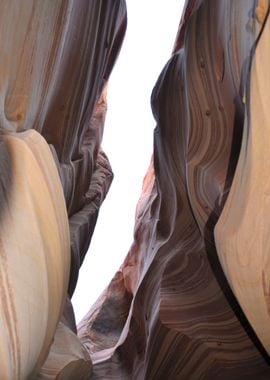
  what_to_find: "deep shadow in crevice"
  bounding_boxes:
[0,141,13,226]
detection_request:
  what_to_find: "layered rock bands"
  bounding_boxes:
[0,0,126,378]
[1,1,270,379]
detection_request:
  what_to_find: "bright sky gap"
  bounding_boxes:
[73,0,184,323]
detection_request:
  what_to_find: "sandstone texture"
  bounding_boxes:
[0,0,126,378]
[1,0,270,379]
[79,0,270,379]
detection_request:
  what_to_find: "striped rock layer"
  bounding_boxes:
[79,0,270,379]
[0,0,126,379]
[1,0,270,379]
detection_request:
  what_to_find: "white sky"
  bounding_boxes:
[72,0,184,323]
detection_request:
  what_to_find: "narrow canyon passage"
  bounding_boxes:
[0,1,270,379]
[72,0,184,323]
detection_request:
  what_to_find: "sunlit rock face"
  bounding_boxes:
[1,0,270,379]
[0,130,71,379]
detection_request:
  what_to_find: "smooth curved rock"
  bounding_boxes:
[0,130,70,379]
[215,7,270,355]
[79,1,270,379]
[37,319,92,380]
[2,0,270,379]
[0,0,127,296]
[0,0,126,378]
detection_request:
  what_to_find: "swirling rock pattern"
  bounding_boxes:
[0,0,126,378]
[78,0,270,379]
[2,0,270,379]
[0,0,127,297]
[215,4,270,356]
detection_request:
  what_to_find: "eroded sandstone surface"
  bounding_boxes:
[0,0,270,379]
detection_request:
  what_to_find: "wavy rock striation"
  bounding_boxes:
[0,0,126,378]
[1,0,270,379]
[78,0,270,379]
[0,0,127,297]
[215,2,270,357]
[0,130,70,379]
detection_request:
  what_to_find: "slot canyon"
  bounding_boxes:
[0,0,270,379]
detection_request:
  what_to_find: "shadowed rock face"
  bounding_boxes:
[1,0,270,379]
[78,0,270,379]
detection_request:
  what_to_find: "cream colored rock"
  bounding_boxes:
[37,319,92,380]
[215,13,270,354]
[0,130,70,379]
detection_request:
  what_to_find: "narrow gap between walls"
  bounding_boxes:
[72,0,185,324]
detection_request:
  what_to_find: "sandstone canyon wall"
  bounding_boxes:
[1,0,270,379]
[0,0,126,378]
